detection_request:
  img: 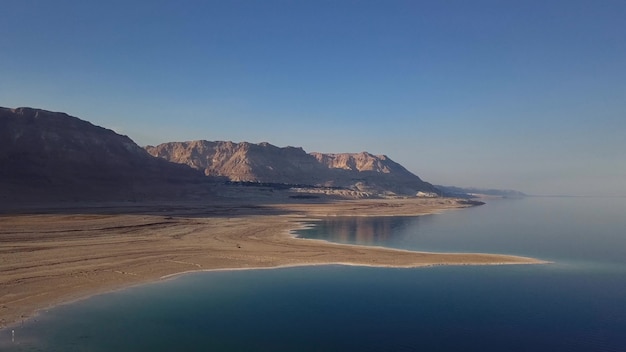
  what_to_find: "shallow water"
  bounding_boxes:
[3,197,626,351]
[297,197,626,266]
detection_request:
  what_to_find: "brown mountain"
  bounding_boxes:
[145,141,437,196]
[0,107,205,202]
[0,106,437,202]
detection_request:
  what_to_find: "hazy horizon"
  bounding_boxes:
[2,1,624,196]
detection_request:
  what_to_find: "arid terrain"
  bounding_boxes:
[0,107,546,331]
[0,198,546,330]
[145,140,437,195]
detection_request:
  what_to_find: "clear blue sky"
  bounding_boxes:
[2,0,625,196]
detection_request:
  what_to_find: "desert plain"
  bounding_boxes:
[0,197,545,329]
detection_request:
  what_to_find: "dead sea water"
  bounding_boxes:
[3,197,626,351]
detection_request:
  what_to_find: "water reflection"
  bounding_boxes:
[4,198,626,351]
[297,198,626,264]
[298,216,421,246]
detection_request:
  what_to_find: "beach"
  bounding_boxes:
[0,198,545,329]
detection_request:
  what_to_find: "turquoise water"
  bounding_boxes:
[2,197,625,351]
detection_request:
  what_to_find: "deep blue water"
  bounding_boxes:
[2,197,625,351]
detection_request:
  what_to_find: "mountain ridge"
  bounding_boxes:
[0,107,208,202]
[145,140,437,196]
[1,106,438,201]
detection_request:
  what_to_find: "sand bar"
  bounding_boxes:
[0,198,546,329]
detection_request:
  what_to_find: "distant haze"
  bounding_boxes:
[2,1,624,196]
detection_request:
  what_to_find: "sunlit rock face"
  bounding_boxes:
[146,141,437,196]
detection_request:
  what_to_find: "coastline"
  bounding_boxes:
[0,198,546,330]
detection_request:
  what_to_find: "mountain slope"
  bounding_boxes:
[146,141,437,196]
[0,107,204,202]
[145,140,322,184]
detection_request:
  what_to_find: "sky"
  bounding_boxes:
[1,0,625,196]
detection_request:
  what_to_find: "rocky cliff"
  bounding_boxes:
[146,141,437,196]
[0,106,438,201]
[0,107,205,202]
[145,140,320,184]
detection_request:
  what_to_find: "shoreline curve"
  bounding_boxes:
[0,198,548,330]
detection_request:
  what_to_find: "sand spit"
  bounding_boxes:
[0,198,546,329]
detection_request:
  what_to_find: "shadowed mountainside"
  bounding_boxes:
[0,106,439,202]
[145,140,437,196]
[0,107,208,202]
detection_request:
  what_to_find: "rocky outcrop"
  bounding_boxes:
[145,140,322,184]
[311,152,395,173]
[0,106,438,201]
[146,141,437,196]
[0,107,205,202]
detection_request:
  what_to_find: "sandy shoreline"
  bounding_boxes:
[0,198,546,329]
